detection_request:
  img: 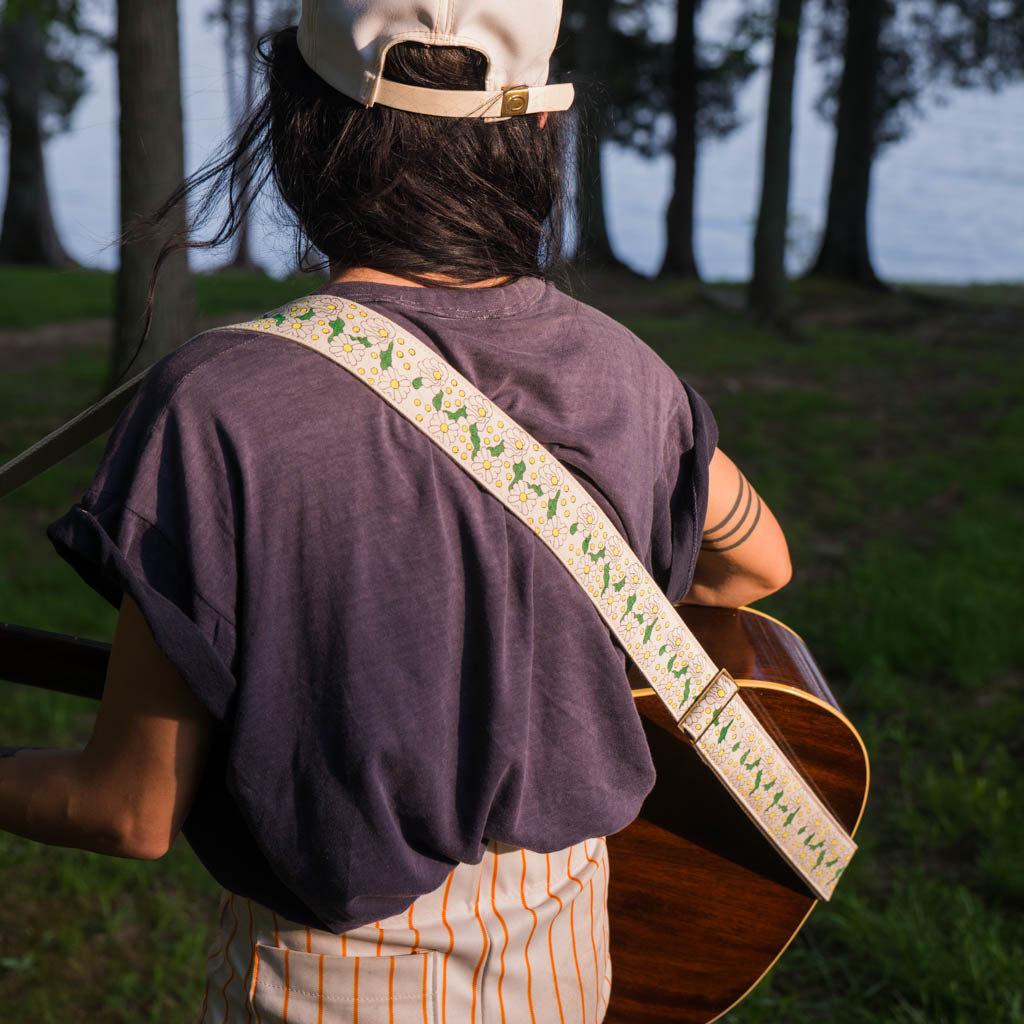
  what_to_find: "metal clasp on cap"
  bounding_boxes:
[501,86,530,117]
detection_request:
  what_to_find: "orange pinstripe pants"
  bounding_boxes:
[199,838,611,1024]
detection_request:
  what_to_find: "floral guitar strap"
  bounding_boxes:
[225,293,857,902]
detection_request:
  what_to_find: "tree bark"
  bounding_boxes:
[660,0,700,279]
[229,0,259,270]
[575,115,620,268]
[112,0,195,384]
[571,0,626,270]
[0,13,76,267]
[749,0,804,317]
[807,0,885,287]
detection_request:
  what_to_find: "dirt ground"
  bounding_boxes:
[0,318,111,374]
[0,312,265,375]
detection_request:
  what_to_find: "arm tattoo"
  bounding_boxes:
[702,467,763,553]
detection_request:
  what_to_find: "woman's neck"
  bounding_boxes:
[329,266,511,289]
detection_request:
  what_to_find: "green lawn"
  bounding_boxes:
[641,307,1024,1024]
[1,268,1021,1022]
[0,265,322,328]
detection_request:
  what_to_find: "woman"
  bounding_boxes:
[0,2,791,1020]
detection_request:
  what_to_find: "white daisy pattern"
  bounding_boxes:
[642,594,662,623]
[465,392,493,428]
[418,358,449,393]
[477,420,510,470]
[623,562,645,591]
[362,314,396,343]
[605,536,625,565]
[536,464,565,504]
[539,513,572,550]
[282,304,323,341]
[426,407,460,450]
[249,302,317,339]
[663,631,687,657]
[634,644,656,669]
[475,454,505,485]
[378,366,413,403]
[305,317,336,344]
[503,426,532,463]
[575,502,602,535]
[619,614,640,641]
[576,558,600,590]
[510,485,546,525]
[328,330,372,367]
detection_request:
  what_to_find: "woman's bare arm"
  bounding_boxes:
[684,448,792,608]
[0,595,214,859]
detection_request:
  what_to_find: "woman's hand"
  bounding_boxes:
[0,595,214,859]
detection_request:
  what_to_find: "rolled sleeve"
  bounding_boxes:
[48,501,237,719]
[47,360,243,720]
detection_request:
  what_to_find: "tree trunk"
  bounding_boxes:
[0,14,75,267]
[807,0,885,287]
[575,115,620,268]
[229,0,259,271]
[112,0,195,384]
[221,0,240,127]
[572,0,626,270]
[660,0,700,279]
[749,0,804,317]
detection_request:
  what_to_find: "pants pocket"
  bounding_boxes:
[251,944,438,1024]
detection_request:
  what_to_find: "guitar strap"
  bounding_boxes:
[0,290,856,900]
[226,294,856,901]
[0,372,146,500]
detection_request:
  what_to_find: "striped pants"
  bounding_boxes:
[199,838,611,1024]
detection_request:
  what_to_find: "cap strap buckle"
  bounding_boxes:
[500,87,531,117]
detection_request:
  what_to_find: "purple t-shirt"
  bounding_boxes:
[48,277,717,932]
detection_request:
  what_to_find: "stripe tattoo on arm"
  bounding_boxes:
[702,467,763,553]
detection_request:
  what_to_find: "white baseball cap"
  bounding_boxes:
[296,0,575,119]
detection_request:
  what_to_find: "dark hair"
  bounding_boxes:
[147,27,571,308]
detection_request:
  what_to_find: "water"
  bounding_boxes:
[605,44,1024,282]
[3,2,1022,284]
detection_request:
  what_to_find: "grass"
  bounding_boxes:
[1,268,1022,1021]
[0,268,117,326]
[640,302,1024,1023]
[0,266,323,328]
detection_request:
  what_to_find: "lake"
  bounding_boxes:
[2,2,1022,285]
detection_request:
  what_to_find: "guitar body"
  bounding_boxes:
[605,605,869,1023]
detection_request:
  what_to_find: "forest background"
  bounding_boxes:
[0,0,1022,1021]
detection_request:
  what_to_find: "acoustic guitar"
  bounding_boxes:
[0,603,868,1023]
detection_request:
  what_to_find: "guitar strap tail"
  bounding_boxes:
[228,294,857,901]
[0,372,146,500]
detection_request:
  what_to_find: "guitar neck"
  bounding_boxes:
[3,605,839,710]
[0,623,109,701]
